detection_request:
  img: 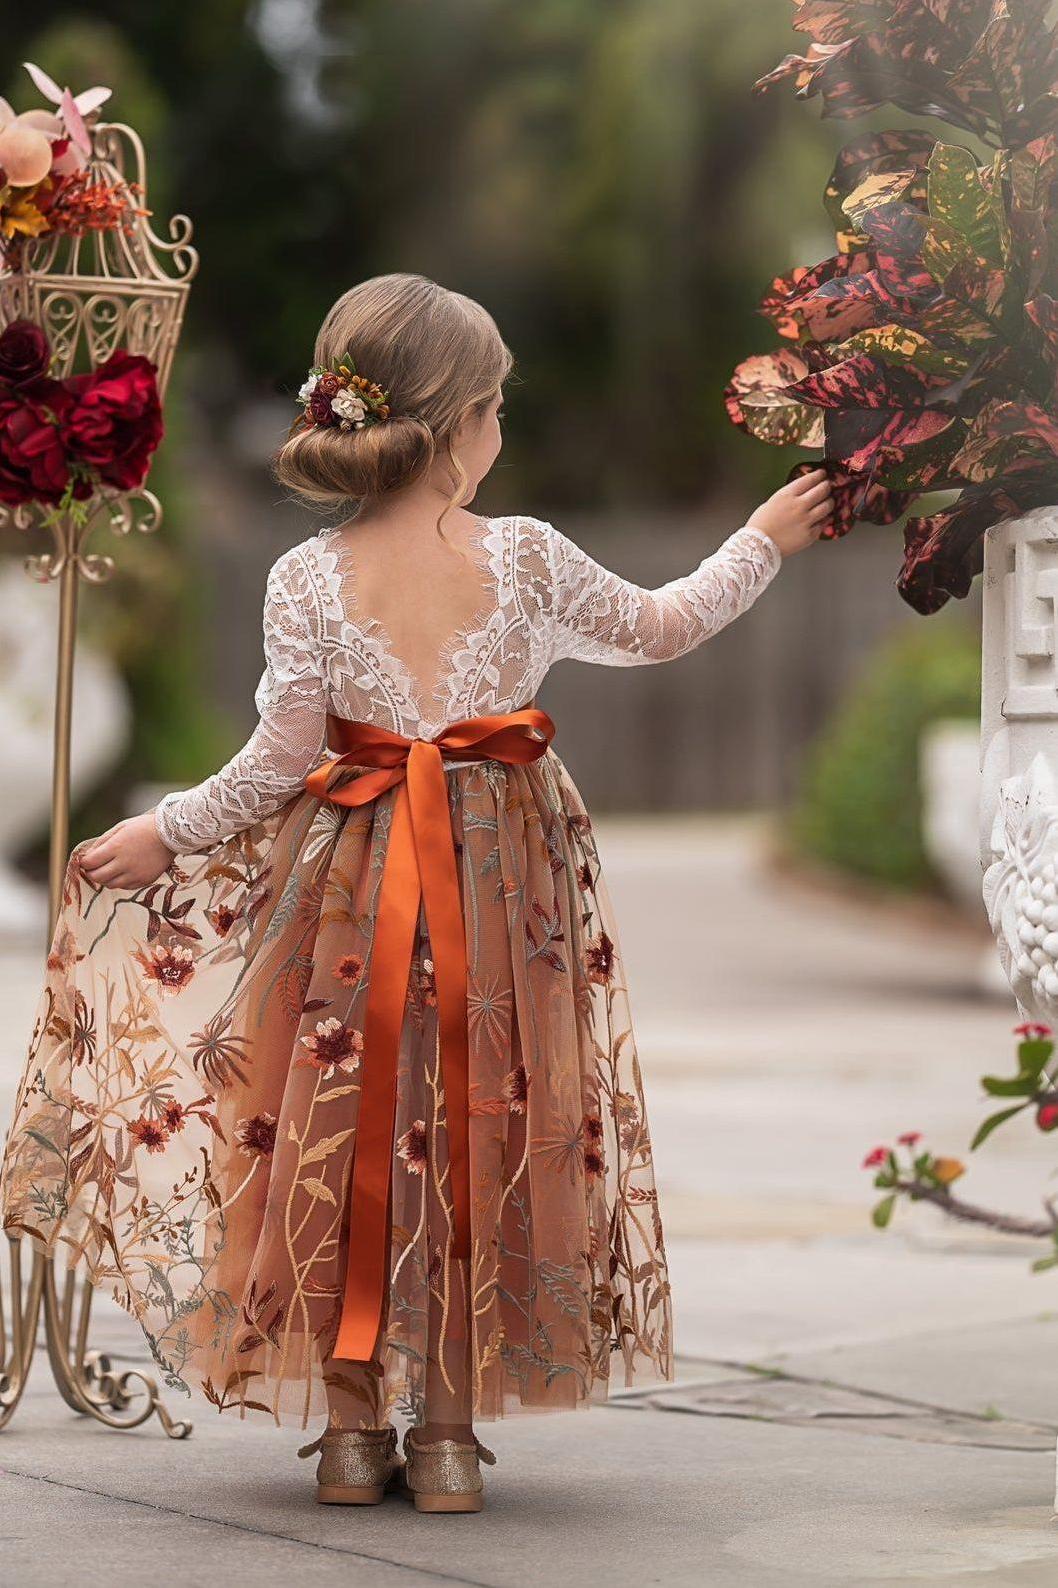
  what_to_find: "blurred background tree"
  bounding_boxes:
[0,1,980,897]
[5,0,837,500]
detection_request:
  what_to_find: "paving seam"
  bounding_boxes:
[0,1463,497,1588]
[609,1357,1058,1452]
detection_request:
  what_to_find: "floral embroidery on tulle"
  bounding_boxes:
[3,759,676,1427]
[1,513,782,1427]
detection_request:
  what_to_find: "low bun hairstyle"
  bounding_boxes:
[274,274,512,514]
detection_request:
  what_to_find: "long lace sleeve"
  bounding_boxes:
[546,522,782,666]
[154,549,328,853]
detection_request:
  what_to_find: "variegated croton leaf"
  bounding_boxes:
[727,0,1058,613]
[756,1,1058,144]
[724,348,824,447]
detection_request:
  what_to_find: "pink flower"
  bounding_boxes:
[896,1132,921,1148]
[862,1146,889,1169]
[1015,1021,1053,1040]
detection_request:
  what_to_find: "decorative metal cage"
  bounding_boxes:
[0,114,197,1439]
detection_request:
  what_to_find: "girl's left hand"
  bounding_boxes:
[79,812,176,891]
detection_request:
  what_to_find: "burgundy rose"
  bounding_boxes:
[0,378,73,506]
[65,350,163,491]
[0,320,51,387]
[307,389,334,426]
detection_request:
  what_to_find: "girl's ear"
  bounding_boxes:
[449,405,480,455]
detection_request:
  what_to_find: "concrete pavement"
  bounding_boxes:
[2,817,1058,1585]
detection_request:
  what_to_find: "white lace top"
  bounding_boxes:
[155,515,782,853]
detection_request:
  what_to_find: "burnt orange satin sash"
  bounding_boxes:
[305,708,556,1361]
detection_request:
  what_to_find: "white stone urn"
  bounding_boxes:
[0,561,129,939]
[980,507,1058,1020]
[974,509,1058,1505]
[921,719,986,916]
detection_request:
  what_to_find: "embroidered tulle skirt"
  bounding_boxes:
[0,749,673,1427]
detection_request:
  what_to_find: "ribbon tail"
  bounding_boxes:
[334,782,421,1362]
[406,742,472,1262]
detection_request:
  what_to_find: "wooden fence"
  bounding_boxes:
[200,460,973,812]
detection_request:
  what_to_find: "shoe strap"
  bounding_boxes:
[298,1425,396,1460]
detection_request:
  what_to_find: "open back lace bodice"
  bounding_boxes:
[155,514,781,852]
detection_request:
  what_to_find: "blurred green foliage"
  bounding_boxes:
[790,623,982,891]
[8,0,843,507]
[4,4,912,845]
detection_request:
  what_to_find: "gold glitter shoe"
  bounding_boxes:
[298,1425,402,1505]
[401,1429,496,1514]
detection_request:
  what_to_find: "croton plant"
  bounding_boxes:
[725,0,1058,613]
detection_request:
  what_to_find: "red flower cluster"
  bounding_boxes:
[0,319,163,509]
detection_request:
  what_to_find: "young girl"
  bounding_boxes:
[0,274,827,1513]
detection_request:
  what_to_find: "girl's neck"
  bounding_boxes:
[343,479,483,541]
[330,492,492,581]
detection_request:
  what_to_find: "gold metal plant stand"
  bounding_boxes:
[0,119,198,1435]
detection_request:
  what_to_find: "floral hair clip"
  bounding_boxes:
[296,354,391,433]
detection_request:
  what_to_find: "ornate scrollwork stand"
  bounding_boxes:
[0,120,197,1436]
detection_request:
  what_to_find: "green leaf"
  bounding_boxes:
[981,1074,1038,1097]
[833,326,972,381]
[970,1104,1028,1151]
[872,1194,897,1230]
[1031,1253,1058,1274]
[927,143,1006,268]
[1017,1038,1054,1078]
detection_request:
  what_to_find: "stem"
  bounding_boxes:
[894,1177,1058,1239]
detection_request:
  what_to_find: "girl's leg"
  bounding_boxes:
[320,1353,387,1430]
[419,1254,474,1444]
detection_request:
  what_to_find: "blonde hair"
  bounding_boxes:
[274,274,512,516]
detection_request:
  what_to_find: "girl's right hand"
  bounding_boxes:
[746,467,833,557]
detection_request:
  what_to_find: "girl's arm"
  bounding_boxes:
[155,554,327,852]
[547,470,829,666]
[80,550,328,887]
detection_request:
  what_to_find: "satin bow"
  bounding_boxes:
[306,708,555,1361]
